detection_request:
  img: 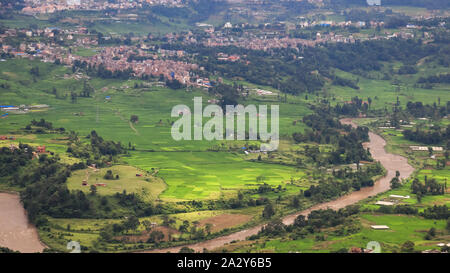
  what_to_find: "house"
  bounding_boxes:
[36,146,46,154]
[136,174,143,177]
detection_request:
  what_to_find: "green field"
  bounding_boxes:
[67,165,166,202]
[328,64,450,110]
[247,214,447,253]
[0,59,310,202]
[126,151,305,201]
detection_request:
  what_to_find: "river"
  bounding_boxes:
[143,118,415,253]
[0,192,46,253]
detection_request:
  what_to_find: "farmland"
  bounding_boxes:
[0,1,449,254]
[0,59,310,203]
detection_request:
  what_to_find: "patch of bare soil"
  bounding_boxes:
[199,214,252,233]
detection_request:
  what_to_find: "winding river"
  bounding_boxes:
[143,118,415,253]
[0,119,414,253]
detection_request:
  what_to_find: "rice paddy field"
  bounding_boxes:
[126,151,306,201]
[0,58,310,203]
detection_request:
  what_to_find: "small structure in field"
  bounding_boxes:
[82,181,88,186]
[376,201,395,206]
[410,146,443,151]
[389,194,410,199]
[371,225,390,230]
[136,173,143,177]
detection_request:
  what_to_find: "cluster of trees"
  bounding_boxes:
[333,96,372,117]
[0,144,34,178]
[114,190,161,217]
[19,156,95,224]
[397,65,418,75]
[210,84,239,110]
[87,130,125,157]
[377,204,418,215]
[293,110,371,165]
[323,39,438,73]
[72,61,134,80]
[67,130,125,168]
[406,101,450,119]
[104,170,119,180]
[411,177,447,197]
[165,79,184,90]
[25,119,65,134]
[403,126,450,145]
[29,118,54,130]
[390,171,402,189]
[417,73,450,85]
[421,205,449,220]
[331,75,359,89]
[300,164,383,202]
[254,206,361,240]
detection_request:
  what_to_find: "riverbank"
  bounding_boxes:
[142,118,415,253]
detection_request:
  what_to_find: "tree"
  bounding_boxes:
[292,196,300,208]
[162,215,175,228]
[130,115,139,124]
[262,202,276,219]
[99,227,113,242]
[30,66,40,77]
[104,170,114,180]
[70,91,77,103]
[179,247,195,253]
[123,216,140,232]
[148,230,164,243]
[142,220,153,232]
[90,185,97,195]
[401,241,415,253]
[205,223,212,235]
[390,176,401,189]
[179,220,190,233]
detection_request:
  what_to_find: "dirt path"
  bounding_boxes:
[0,193,46,253]
[113,108,140,135]
[142,118,415,253]
[129,121,140,135]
